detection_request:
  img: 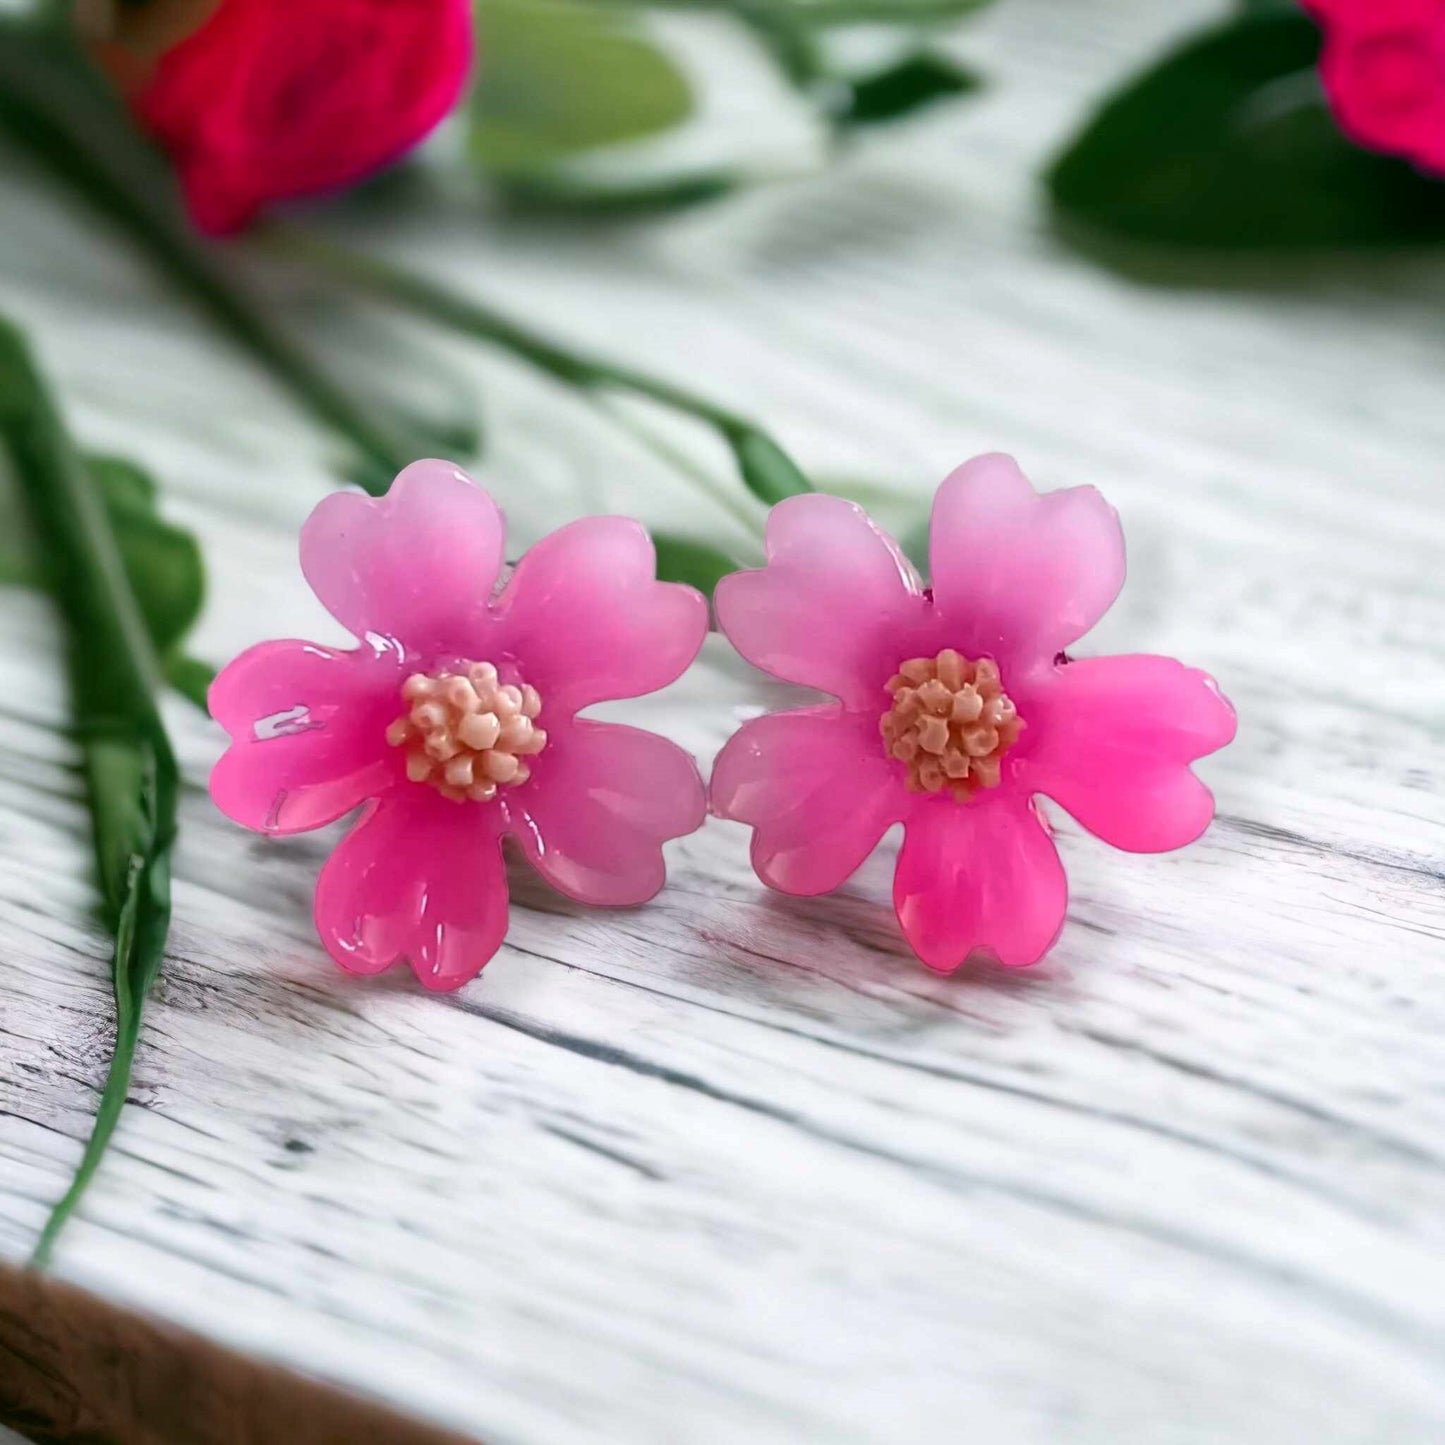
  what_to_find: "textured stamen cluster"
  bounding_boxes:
[881,649,1023,799]
[387,662,546,803]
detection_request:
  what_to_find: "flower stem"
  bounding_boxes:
[0,315,177,1268]
[0,22,414,489]
[265,226,812,529]
[589,394,762,536]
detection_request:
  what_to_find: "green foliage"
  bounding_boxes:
[88,454,205,659]
[0,18,415,483]
[653,532,742,598]
[470,0,991,205]
[4,447,212,707]
[728,427,813,504]
[288,228,813,528]
[470,0,693,175]
[5,446,210,694]
[165,652,216,711]
[841,52,980,128]
[0,317,178,1267]
[1048,12,1445,249]
[496,171,737,216]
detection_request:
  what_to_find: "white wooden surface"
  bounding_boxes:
[3,1,1445,1441]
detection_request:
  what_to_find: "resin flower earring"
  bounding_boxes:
[710,453,1236,971]
[209,460,709,990]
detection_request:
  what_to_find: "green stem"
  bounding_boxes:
[32,1015,142,1267]
[588,394,761,535]
[0,23,412,488]
[268,227,810,527]
[271,227,743,425]
[0,317,178,1268]
[729,2,827,91]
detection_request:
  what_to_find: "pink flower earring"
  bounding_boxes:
[710,453,1236,972]
[209,460,708,991]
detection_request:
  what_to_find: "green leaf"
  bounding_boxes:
[652,533,742,598]
[0,458,38,585]
[165,653,215,713]
[85,451,155,509]
[88,454,205,659]
[841,52,980,128]
[728,428,813,504]
[496,170,737,216]
[470,0,693,175]
[4,449,210,701]
[0,316,177,1268]
[1047,12,1445,249]
[280,228,802,534]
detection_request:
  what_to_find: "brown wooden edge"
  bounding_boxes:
[0,1263,480,1445]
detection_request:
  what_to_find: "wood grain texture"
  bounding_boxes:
[0,1263,478,1444]
[2,1,1443,1441]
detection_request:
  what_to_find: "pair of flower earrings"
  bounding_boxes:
[210,455,1236,991]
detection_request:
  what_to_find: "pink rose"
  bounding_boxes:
[1304,0,1445,175]
[128,0,474,233]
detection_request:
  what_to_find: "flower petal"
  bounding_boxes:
[209,641,401,835]
[1317,22,1445,173]
[893,796,1067,971]
[1018,654,1236,853]
[132,0,475,235]
[493,516,707,716]
[711,707,905,895]
[300,459,505,657]
[314,790,508,991]
[714,493,924,706]
[504,720,705,906]
[928,454,1125,671]
[1304,0,1434,29]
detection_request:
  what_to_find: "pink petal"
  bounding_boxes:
[209,641,401,835]
[1318,25,1445,173]
[503,720,705,906]
[928,454,1125,673]
[300,460,505,658]
[711,707,905,895]
[714,493,925,707]
[314,790,508,991]
[134,0,475,235]
[1017,654,1236,853]
[893,796,1067,971]
[1304,1,1435,28]
[493,516,707,716]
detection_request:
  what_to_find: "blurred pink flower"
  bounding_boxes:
[210,461,708,990]
[1303,0,1445,174]
[711,455,1235,972]
[130,0,474,233]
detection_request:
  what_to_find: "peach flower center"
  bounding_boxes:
[386,661,547,803]
[880,649,1024,800]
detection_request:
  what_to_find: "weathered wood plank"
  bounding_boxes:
[2,0,1443,1440]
